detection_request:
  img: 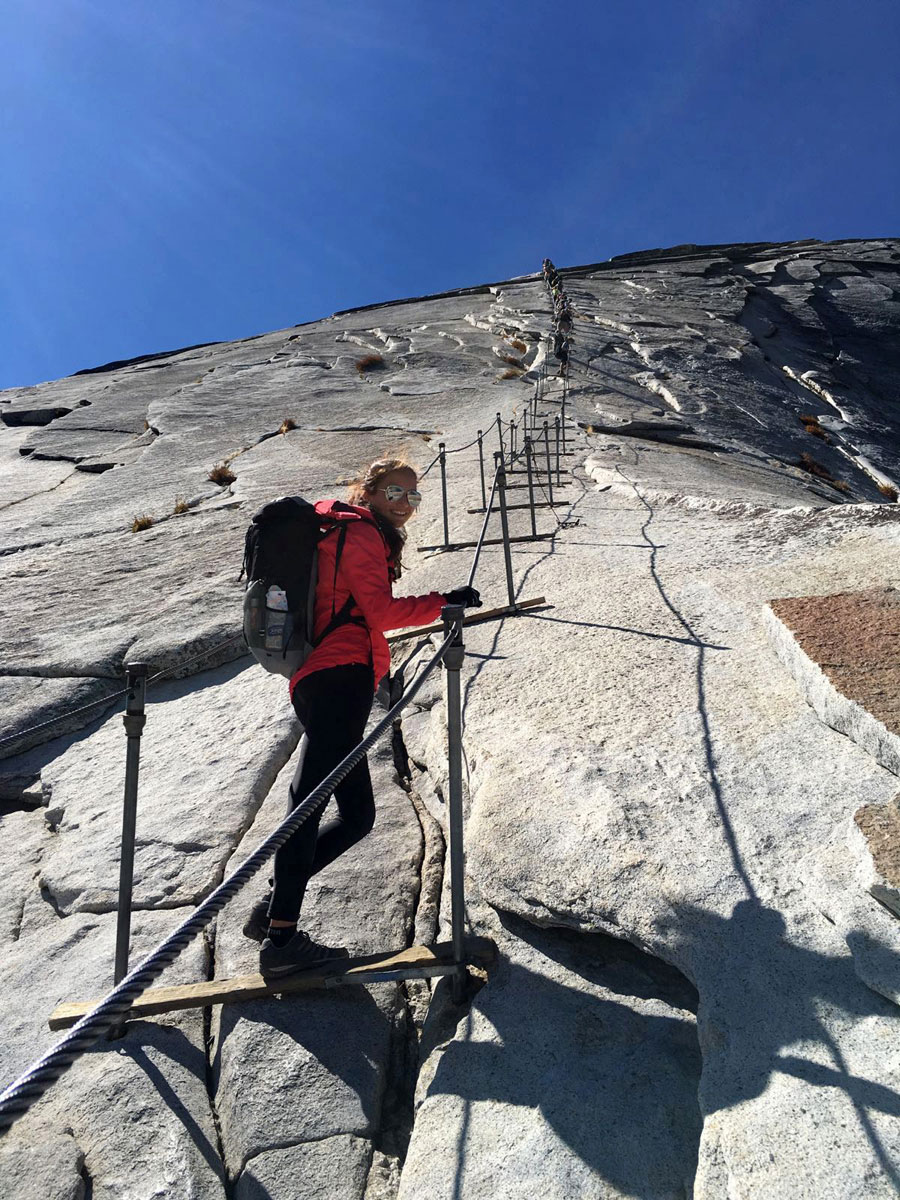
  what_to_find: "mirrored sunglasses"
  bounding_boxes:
[382,485,422,507]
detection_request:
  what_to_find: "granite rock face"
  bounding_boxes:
[2,239,900,1198]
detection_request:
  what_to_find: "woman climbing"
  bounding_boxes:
[249,456,481,977]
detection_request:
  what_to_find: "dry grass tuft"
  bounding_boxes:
[498,353,521,367]
[131,514,154,532]
[796,452,833,480]
[173,497,190,514]
[799,413,829,441]
[355,354,384,374]
[878,484,899,501]
[279,417,297,435]
[795,453,850,493]
[499,368,524,379]
[208,462,237,485]
[509,338,528,353]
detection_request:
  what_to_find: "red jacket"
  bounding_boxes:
[290,500,446,694]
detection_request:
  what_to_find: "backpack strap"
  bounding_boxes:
[314,521,367,647]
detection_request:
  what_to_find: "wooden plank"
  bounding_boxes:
[49,937,497,1030]
[503,483,572,490]
[386,596,546,643]
[466,502,567,513]
[416,533,554,553]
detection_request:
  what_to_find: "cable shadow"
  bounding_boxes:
[657,899,900,1189]
[460,466,592,719]
[614,462,757,903]
[424,900,900,1196]
[209,985,391,1161]
[106,1021,226,1185]
[424,954,702,1198]
[523,610,731,651]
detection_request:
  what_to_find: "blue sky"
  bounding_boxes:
[1,0,898,389]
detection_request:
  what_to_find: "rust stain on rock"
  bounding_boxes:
[854,802,900,889]
[770,587,900,735]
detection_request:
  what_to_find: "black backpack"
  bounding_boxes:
[241,497,364,678]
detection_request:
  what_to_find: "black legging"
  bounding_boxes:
[268,663,376,924]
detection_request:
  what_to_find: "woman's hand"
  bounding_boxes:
[443,586,483,609]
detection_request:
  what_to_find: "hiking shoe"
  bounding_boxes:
[259,930,350,979]
[242,895,272,943]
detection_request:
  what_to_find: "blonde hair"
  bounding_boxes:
[346,456,418,506]
[346,456,419,575]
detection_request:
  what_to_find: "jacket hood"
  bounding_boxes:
[314,499,377,523]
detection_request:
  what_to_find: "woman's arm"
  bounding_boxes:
[344,523,445,632]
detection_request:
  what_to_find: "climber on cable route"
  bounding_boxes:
[246,456,481,978]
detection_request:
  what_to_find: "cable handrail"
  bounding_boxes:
[0,628,456,1131]
[1,324,556,758]
[0,407,512,756]
[0,687,130,752]
[0,456,507,1133]
[419,416,500,479]
[466,463,501,589]
[0,291,569,1133]
[0,634,250,755]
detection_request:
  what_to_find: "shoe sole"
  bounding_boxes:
[260,950,351,979]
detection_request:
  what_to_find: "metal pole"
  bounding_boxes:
[554,416,562,486]
[524,437,538,536]
[115,662,149,986]
[441,604,467,1004]
[496,413,504,463]
[494,452,517,609]
[543,421,554,505]
[509,420,517,466]
[438,442,449,548]
[477,430,486,511]
[561,381,568,451]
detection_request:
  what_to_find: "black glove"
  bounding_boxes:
[444,586,483,609]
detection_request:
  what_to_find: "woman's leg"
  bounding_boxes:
[268,663,374,926]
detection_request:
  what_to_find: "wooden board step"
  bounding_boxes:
[416,533,555,552]
[386,596,546,642]
[49,937,497,1030]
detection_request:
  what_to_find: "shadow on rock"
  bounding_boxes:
[211,985,394,1175]
[416,945,702,1199]
[657,898,900,1189]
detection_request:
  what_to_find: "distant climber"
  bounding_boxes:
[553,331,570,362]
[246,457,482,976]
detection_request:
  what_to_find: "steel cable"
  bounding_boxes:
[420,417,498,478]
[0,687,130,753]
[145,633,247,687]
[417,453,441,479]
[1,402,509,754]
[0,634,249,755]
[466,464,501,589]
[0,627,455,1132]
[0,320,544,1129]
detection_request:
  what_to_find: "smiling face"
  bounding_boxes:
[364,466,419,528]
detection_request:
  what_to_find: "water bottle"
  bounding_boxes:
[265,586,289,650]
